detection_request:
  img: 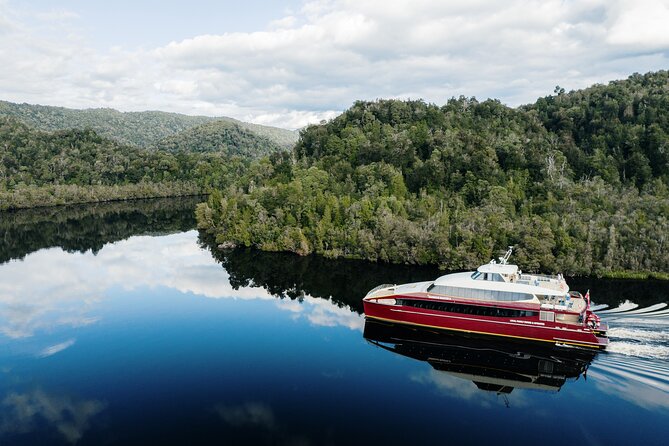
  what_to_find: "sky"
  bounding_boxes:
[1,0,668,129]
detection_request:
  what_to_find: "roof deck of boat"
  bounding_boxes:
[433,271,566,298]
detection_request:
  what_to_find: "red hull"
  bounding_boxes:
[363,297,608,349]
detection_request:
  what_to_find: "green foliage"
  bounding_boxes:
[229,119,299,149]
[198,71,669,275]
[151,120,285,158]
[0,117,248,209]
[525,70,669,187]
[0,100,298,149]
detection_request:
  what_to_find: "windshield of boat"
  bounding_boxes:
[471,272,482,280]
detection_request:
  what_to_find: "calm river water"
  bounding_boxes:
[0,198,668,445]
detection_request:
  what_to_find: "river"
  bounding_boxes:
[0,197,667,445]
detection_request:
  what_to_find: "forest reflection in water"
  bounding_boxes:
[0,197,668,445]
[1,196,665,311]
[0,196,202,264]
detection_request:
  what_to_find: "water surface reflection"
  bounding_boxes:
[364,320,597,396]
[0,199,667,445]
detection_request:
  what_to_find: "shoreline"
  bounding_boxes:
[0,183,206,211]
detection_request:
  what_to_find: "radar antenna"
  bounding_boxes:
[499,246,514,265]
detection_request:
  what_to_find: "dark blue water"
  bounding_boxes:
[0,199,668,445]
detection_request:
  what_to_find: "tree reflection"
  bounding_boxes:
[199,235,442,313]
[0,197,201,264]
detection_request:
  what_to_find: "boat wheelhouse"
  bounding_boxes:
[362,247,608,349]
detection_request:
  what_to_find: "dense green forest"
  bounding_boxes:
[197,71,669,276]
[0,117,248,209]
[0,100,298,149]
[152,120,285,158]
[0,101,294,208]
[2,71,668,275]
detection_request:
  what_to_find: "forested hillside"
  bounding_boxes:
[152,120,285,158]
[0,117,247,209]
[0,101,298,149]
[527,71,669,187]
[233,120,299,150]
[197,71,669,276]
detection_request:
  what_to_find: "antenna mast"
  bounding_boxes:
[499,246,514,265]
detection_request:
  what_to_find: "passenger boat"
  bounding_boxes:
[362,247,608,349]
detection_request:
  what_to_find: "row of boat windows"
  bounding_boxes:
[427,284,533,302]
[397,299,539,318]
[471,271,505,282]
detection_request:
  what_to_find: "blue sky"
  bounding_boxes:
[14,1,304,49]
[1,0,668,129]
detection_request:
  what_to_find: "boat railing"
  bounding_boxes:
[517,274,567,292]
[519,273,557,282]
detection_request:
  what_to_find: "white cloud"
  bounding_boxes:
[38,339,76,358]
[1,1,668,128]
[607,0,669,47]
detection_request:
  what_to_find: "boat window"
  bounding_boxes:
[540,311,555,322]
[471,272,482,280]
[428,285,533,301]
[490,273,505,282]
[397,299,539,318]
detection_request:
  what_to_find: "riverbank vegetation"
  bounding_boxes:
[197,71,669,276]
[0,117,249,209]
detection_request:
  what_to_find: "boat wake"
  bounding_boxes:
[596,300,668,318]
[605,341,669,360]
[601,301,669,359]
[589,299,669,405]
[589,353,669,412]
[608,326,669,342]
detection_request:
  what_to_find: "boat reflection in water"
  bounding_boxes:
[363,319,599,395]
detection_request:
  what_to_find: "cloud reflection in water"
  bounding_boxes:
[0,389,105,444]
[0,231,361,339]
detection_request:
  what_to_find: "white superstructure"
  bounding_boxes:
[368,247,582,312]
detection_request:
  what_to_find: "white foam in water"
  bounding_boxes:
[607,342,669,360]
[609,317,669,326]
[642,307,669,316]
[608,327,669,341]
[618,302,667,315]
[597,300,638,314]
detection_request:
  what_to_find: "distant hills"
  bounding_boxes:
[0,100,298,150]
[0,99,296,210]
[152,120,284,158]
